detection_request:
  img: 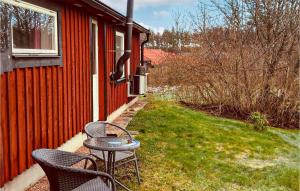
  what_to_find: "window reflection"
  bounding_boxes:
[0,1,57,54]
[116,35,123,61]
[11,7,55,50]
[115,32,125,78]
[0,2,11,52]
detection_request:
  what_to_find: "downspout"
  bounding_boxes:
[141,33,150,66]
[110,0,134,81]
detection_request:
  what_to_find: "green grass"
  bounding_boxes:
[122,97,299,191]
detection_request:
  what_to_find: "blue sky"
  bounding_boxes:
[100,0,200,33]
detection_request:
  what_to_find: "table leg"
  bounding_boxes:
[107,151,132,191]
[107,151,113,189]
[112,152,116,178]
[107,151,112,175]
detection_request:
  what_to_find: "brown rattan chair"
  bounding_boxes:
[84,121,141,184]
[32,149,116,191]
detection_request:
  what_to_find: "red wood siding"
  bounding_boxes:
[102,28,141,117]
[0,4,143,186]
[0,6,91,186]
[98,22,140,120]
[97,21,106,120]
[104,23,128,116]
[0,75,6,186]
[130,32,141,76]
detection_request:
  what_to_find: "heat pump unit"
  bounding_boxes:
[132,65,148,95]
[133,74,148,95]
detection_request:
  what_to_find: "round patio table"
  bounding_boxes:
[83,137,140,191]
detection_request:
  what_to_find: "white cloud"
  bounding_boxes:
[100,0,193,12]
[152,27,165,34]
[138,22,150,29]
[153,10,169,17]
[139,22,165,34]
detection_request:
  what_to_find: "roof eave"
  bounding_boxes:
[80,0,150,33]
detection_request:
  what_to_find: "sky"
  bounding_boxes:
[100,0,200,34]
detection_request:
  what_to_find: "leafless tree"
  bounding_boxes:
[149,0,300,128]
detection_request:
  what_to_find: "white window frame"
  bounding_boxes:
[3,0,58,56]
[115,31,125,79]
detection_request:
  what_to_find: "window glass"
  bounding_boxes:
[0,2,12,54]
[115,32,125,79]
[0,0,58,55]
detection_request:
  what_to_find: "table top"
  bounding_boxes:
[83,137,140,151]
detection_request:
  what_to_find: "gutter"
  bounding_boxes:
[110,0,134,81]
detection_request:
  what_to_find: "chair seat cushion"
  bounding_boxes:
[72,177,111,191]
[91,150,134,162]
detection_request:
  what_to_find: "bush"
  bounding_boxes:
[147,0,299,129]
[249,112,269,131]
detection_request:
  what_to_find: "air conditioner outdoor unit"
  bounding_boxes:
[132,65,148,95]
[133,74,148,95]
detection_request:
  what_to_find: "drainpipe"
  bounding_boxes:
[110,0,134,81]
[141,32,150,66]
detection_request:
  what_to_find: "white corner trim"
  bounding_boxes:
[1,164,44,191]
[1,132,86,191]
[107,97,139,122]
[57,132,87,152]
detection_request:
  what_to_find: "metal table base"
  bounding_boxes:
[107,151,131,191]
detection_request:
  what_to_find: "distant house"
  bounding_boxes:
[144,48,173,66]
[0,0,149,189]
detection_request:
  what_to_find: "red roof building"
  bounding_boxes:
[144,48,173,65]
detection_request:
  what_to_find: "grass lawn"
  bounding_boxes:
[122,97,299,191]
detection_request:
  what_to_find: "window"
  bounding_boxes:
[115,31,125,79]
[1,0,58,56]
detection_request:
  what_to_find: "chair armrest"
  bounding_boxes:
[85,169,116,191]
[81,156,97,171]
[58,151,98,170]
[96,171,116,191]
[104,122,133,141]
[68,168,116,191]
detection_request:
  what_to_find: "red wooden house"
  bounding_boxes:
[0,0,149,189]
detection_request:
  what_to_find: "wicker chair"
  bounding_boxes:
[84,121,141,184]
[32,149,116,191]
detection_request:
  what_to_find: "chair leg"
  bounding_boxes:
[102,151,108,173]
[84,159,88,169]
[103,160,107,172]
[133,158,141,184]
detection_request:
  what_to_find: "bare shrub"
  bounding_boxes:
[149,0,300,129]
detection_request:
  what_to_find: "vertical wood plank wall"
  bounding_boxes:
[103,26,141,116]
[104,24,130,116]
[0,6,91,186]
[0,5,142,186]
[97,21,106,121]
[0,75,5,187]
[130,32,141,79]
